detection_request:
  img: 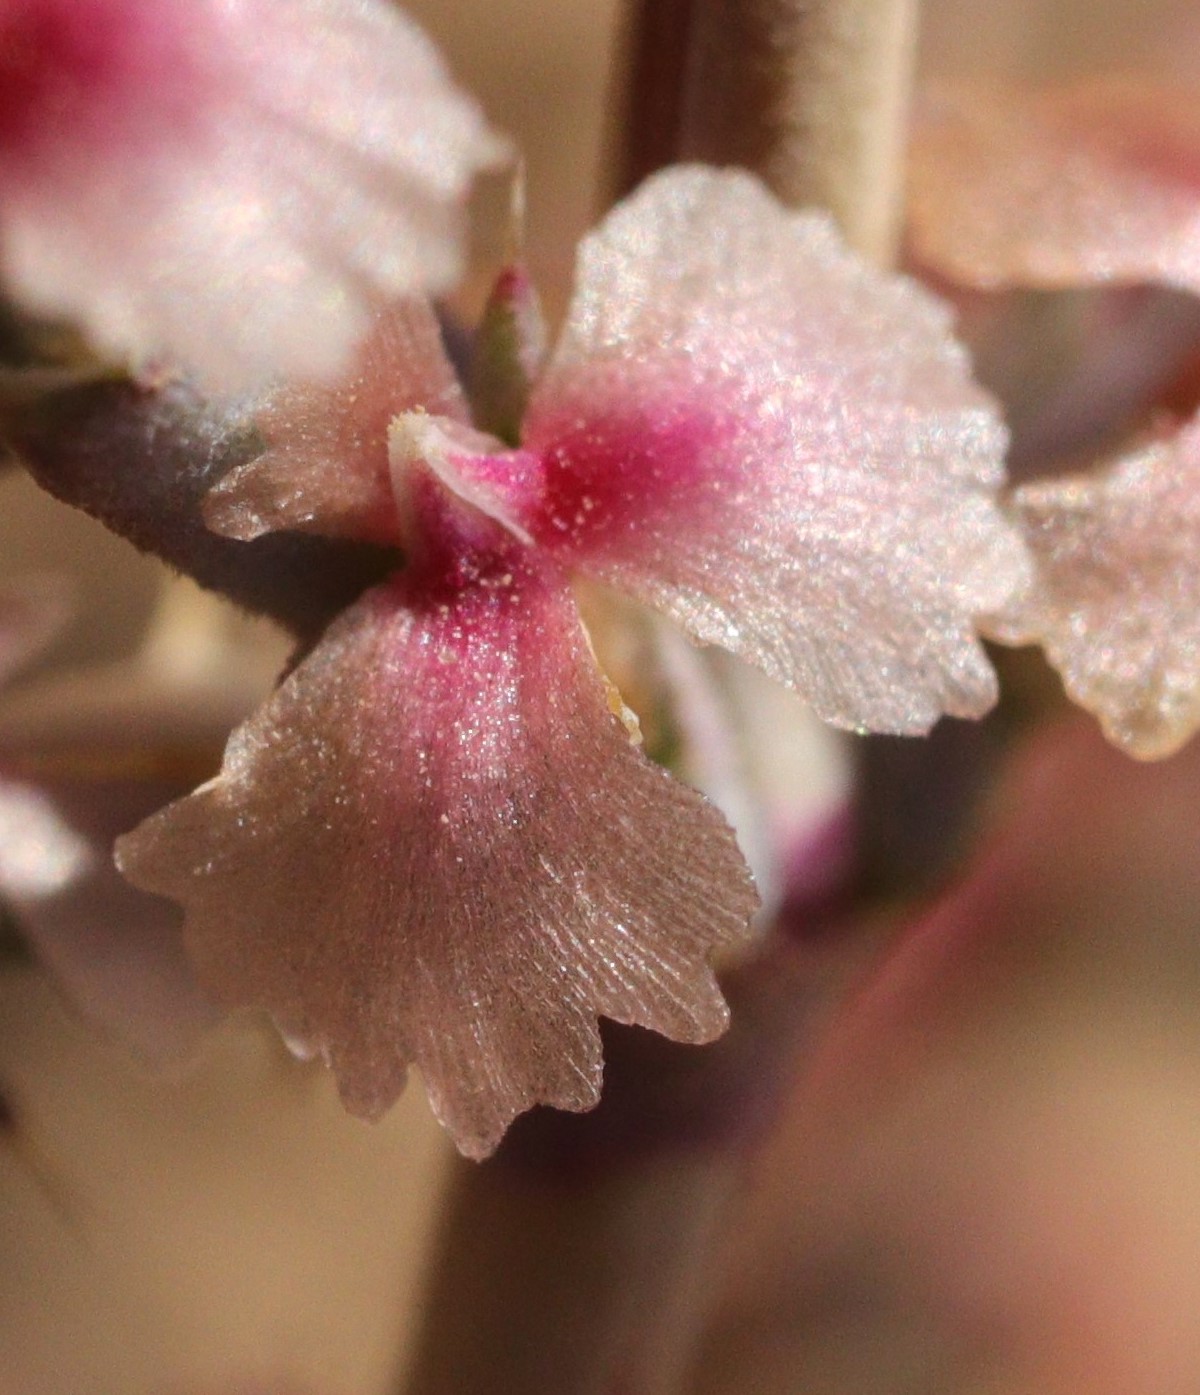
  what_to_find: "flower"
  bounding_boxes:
[0,0,505,390]
[909,79,1200,299]
[116,165,1026,1159]
[989,419,1200,758]
[909,77,1200,758]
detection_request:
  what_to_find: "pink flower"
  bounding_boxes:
[116,165,1026,1159]
[989,418,1200,758]
[0,0,505,390]
[909,78,1200,758]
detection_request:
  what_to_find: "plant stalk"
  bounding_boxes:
[610,0,918,261]
[398,939,865,1395]
[400,3,919,1392]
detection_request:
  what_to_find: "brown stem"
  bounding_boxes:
[400,1128,737,1395]
[2,371,395,640]
[610,0,918,261]
[398,937,864,1395]
[401,6,919,1393]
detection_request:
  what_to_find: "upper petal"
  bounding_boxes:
[909,79,1200,295]
[117,557,757,1159]
[988,413,1200,759]
[523,165,1028,735]
[206,300,468,544]
[0,0,506,390]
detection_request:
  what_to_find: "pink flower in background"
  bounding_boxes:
[909,80,1200,298]
[910,78,1200,758]
[117,165,1026,1158]
[0,0,505,390]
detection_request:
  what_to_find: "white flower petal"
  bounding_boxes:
[990,415,1200,759]
[524,166,1029,736]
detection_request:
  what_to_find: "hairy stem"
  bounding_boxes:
[401,5,919,1393]
[404,1155,736,1395]
[399,938,863,1395]
[1,372,395,640]
[610,0,918,260]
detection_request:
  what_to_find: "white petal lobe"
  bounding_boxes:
[524,166,1028,736]
[0,0,506,390]
[990,415,1200,759]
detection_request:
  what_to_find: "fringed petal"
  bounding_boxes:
[909,79,1200,296]
[117,558,757,1158]
[206,301,467,543]
[989,414,1200,759]
[522,166,1028,735]
[0,0,506,390]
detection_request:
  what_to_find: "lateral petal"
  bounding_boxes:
[989,414,1200,759]
[522,166,1027,735]
[117,559,757,1158]
[909,79,1200,295]
[206,300,467,544]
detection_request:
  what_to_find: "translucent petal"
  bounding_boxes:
[206,301,468,544]
[909,79,1200,295]
[989,415,1200,759]
[117,559,757,1159]
[0,0,506,390]
[522,166,1028,735]
[596,606,851,916]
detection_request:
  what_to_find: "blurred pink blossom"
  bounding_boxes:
[707,720,1200,1395]
[0,0,505,389]
[910,76,1200,758]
